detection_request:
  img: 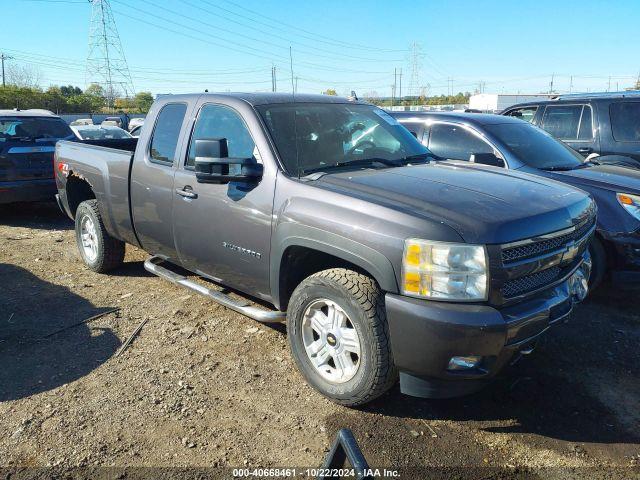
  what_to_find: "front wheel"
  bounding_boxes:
[75,199,125,273]
[287,268,398,407]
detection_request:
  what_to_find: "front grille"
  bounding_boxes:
[501,218,596,264]
[501,266,562,298]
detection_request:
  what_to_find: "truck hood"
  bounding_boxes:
[541,164,640,195]
[314,162,594,244]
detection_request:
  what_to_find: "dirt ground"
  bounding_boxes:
[1,202,639,479]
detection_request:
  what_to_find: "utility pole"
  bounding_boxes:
[569,75,573,93]
[608,76,611,92]
[408,41,422,99]
[398,68,402,101]
[549,73,555,94]
[392,68,397,107]
[1,53,13,88]
[271,65,277,92]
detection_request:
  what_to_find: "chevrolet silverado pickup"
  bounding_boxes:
[55,93,595,406]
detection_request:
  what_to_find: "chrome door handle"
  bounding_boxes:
[175,188,198,199]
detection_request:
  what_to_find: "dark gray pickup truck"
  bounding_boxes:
[55,93,595,406]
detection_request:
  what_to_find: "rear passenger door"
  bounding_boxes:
[130,101,191,261]
[540,104,599,156]
[172,101,276,300]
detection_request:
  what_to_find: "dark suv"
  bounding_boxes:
[0,109,75,204]
[501,92,640,165]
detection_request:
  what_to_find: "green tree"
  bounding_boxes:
[323,88,337,96]
[134,91,154,112]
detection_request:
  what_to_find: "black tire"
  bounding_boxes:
[287,268,398,407]
[588,236,607,291]
[75,199,125,273]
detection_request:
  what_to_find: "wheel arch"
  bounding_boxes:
[271,226,398,311]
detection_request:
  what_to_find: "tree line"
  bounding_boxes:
[0,83,155,113]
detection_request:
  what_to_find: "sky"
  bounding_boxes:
[2,0,639,98]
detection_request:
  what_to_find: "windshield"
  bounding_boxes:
[256,103,430,175]
[0,117,74,143]
[75,126,131,140]
[485,122,584,170]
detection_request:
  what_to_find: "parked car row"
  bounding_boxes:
[502,91,640,166]
[2,92,638,407]
[393,110,640,288]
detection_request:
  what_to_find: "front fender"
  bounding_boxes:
[270,222,399,309]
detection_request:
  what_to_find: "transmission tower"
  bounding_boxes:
[86,0,135,109]
[408,42,423,99]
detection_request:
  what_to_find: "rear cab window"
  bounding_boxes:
[610,102,640,142]
[149,103,188,165]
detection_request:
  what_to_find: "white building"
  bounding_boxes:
[469,93,556,112]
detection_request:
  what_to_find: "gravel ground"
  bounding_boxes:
[1,202,639,479]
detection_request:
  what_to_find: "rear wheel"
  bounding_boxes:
[287,268,397,407]
[75,199,125,273]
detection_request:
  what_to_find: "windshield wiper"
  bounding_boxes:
[540,165,576,171]
[302,158,400,176]
[395,152,439,164]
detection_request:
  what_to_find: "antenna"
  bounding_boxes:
[86,0,135,110]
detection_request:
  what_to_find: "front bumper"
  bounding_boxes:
[386,279,576,399]
[0,179,56,204]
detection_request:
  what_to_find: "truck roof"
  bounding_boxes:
[391,111,523,126]
[162,92,367,106]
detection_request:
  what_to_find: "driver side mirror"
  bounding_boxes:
[469,152,505,168]
[194,138,263,184]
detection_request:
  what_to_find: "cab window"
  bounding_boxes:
[149,103,187,165]
[186,104,256,169]
[505,106,538,123]
[541,104,593,140]
[428,123,494,161]
[610,102,640,142]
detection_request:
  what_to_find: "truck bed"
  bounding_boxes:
[55,139,139,246]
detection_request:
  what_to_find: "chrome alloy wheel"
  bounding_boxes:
[80,215,99,262]
[301,299,361,384]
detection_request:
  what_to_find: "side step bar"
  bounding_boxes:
[144,256,286,323]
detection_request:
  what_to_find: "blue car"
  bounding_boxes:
[0,109,75,204]
[392,111,640,289]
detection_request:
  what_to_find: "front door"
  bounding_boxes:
[540,104,599,157]
[172,102,276,301]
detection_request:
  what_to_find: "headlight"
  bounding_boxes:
[617,193,640,221]
[402,239,488,301]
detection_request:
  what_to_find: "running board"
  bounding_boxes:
[144,256,286,323]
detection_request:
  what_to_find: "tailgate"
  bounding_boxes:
[0,143,55,182]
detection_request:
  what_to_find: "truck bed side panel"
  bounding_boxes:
[55,140,138,245]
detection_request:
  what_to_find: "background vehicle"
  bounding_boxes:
[393,111,640,288]
[129,125,142,137]
[501,92,640,166]
[55,93,594,406]
[128,117,144,132]
[70,118,94,127]
[0,109,75,204]
[71,124,132,140]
